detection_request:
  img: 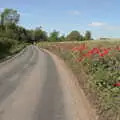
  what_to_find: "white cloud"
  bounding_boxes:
[88,22,105,27]
[69,10,81,16]
[0,8,5,12]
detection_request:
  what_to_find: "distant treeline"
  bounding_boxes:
[0,8,93,43]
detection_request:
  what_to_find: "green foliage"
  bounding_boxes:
[85,52,120,119]
[66,30,83,41]
[0,24,31,42]
[85,31,91,40]
[49,30,60,42]
[0,8,29,59]
[0,8,20,25]
[34,27,48,42]
[0,8,33,43]
[59,35,65,41]
[71,44,120,119]
[0,37,26,59]
[0,37,17,51]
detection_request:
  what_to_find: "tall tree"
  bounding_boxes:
[34,27,48,42]
[0,8,20,32]
[0,13,4,25]
[85,31,91,40]
[66,31,82,41]
[0,8,20,25]
[59,35,65,41]
[49,30,59,41]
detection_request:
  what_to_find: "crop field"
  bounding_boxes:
[38,40,120,120]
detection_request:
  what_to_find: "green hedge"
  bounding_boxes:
[0,37,26,59]
[0,37,17,51]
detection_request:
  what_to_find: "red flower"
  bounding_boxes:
[89,48,101,54]
[72,43,88,52]
[99,53,104,57]
[113,82,120,87]
[72,45,119,62]
[98,48,109,57]
[103,49,109,54]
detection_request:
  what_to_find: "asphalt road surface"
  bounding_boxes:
[0,45,96,120]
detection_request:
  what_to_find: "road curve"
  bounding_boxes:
[0,45,96,120]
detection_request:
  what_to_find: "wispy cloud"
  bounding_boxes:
[88,22,105,27]
[69,10,81,16]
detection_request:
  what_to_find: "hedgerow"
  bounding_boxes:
[0,37,26,59]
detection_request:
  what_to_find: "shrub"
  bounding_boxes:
[0,37,17,52]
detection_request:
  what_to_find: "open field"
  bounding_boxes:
[38,39,120,120]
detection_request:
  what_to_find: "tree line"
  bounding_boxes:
[0,8,93,43]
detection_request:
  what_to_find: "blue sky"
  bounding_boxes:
[1,0,120,38]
